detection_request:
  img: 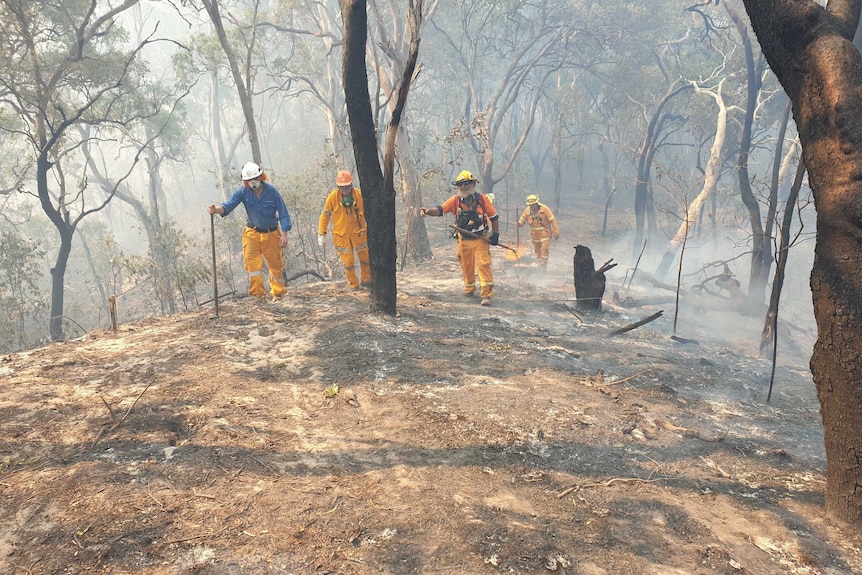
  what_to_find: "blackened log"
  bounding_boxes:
[574,245,614,311]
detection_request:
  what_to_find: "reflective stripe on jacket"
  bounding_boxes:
[318,187,368,236]
[518,204,559,236]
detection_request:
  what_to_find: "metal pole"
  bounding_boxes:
[210,213,219,318]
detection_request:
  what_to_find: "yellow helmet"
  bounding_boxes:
[453,170,477,186]
[526,194,539,205]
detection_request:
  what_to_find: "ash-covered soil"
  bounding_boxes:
[1,242,857,575]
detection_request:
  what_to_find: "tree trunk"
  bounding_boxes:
[367,4,432,263]
[574,245,609,311]
[655,80,728,280]
[727,2,771,309]
[209,69,229,201]
[761,160,806,355]
[743,0,862,522]
[202,0,262,164]
[341,0,395,315]
[633,83,693,261]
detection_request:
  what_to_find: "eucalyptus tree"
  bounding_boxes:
[427,0,582,196]
[198,0,264,164]
[79,86,195,316]
[0,230,46,351]
[654,79,731,279]
[367,0,438,262]
[742,0,862,522]
[341,0,423,314]
[721,0,770,306]
[0,0,184,341]
[174,17,247,199]
[259,0,354,164]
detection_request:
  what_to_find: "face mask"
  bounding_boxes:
[249,180,261,190]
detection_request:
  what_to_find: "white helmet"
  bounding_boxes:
[241,162,263,180]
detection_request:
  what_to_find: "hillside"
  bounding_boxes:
[1,242,859,575]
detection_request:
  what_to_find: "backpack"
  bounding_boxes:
[455,193,491,234]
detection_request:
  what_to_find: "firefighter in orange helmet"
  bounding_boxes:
[318,170,372,289]
[517,194,559,267]
[419,170,500,306]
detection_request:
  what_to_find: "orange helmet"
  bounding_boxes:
[336,170,353,187]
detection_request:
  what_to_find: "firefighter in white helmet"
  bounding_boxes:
[318,170,371,289]
[517,194,559,267]
[419,170,500,306]
[207,162,292,298]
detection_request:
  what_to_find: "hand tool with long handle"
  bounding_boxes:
[210,213,219,318]
[449,225,518,253]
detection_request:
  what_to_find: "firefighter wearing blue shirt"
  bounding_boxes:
[207,162,292,298]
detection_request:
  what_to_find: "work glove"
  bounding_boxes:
[318,235,325,249]
[554,234,560,240]
[489,232,499,246]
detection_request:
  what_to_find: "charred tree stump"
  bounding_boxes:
[574,245,616,311]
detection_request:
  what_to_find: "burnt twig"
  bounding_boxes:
[607,310,664,336]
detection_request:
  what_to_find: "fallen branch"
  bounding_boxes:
[198,290,238,307]
[670,335,699,345]
[100,397,117,423]
[285,270,328,283]
[657,419,726,443]
[562,302,584,323]
[92,381,154,448]
[607,310,664,336]
[639,271,688,296]
[557,476,668,498]
[594,369,652,387]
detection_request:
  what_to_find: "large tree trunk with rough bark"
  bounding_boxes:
[743,0,862,523]
[345,0,423,308]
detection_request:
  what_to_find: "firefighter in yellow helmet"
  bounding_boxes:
[318,170,372,289]
[517,194,559,267]
[207,162,291,298]
[419,170,500,306]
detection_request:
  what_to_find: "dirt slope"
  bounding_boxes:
[0,248,859,575]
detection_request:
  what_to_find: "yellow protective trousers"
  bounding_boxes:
[242,227,286,297]
[333,229,371,288]
[458,238,494,298]
[530,229,553,264]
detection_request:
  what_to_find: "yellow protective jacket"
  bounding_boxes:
[318,187,368,237]
[518,204,559,238]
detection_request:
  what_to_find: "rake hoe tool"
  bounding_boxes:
[449,225,518,254]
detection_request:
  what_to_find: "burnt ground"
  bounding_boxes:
[1,234,859,575]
